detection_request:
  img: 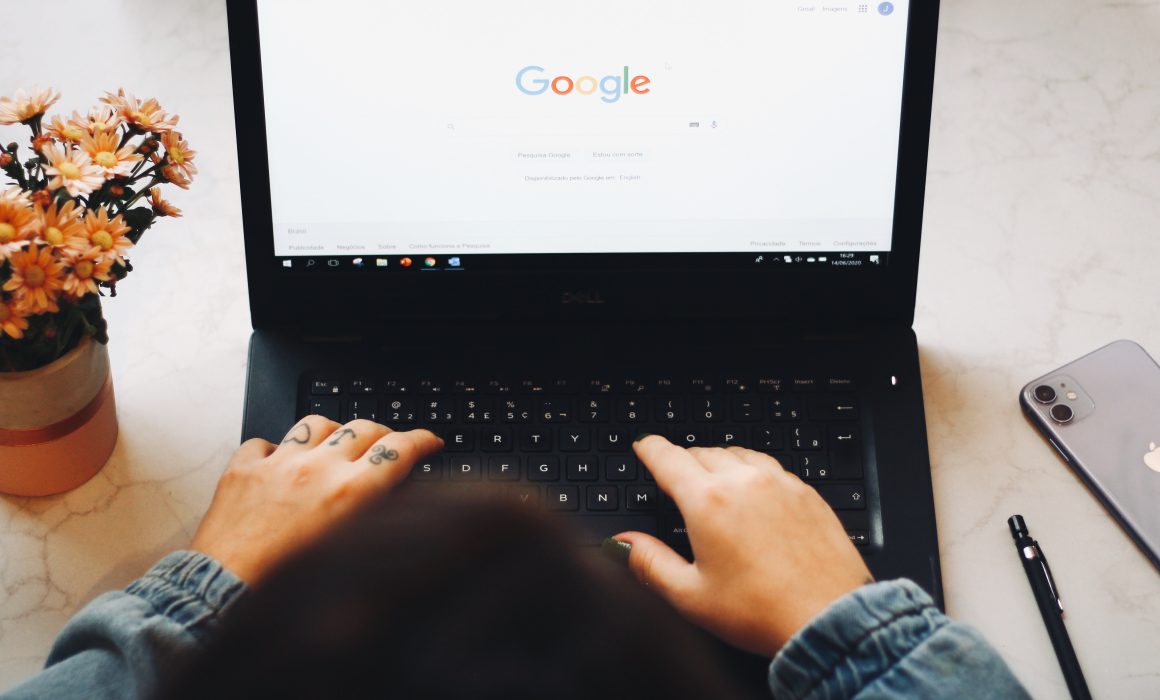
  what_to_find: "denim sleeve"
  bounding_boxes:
[767,579,1030,700]
[0,551,246,700]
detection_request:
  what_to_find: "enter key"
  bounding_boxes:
[828,426,863,480]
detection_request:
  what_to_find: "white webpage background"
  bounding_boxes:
[258,1,911,255]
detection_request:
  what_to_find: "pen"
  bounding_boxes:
[1007,514,1092,700]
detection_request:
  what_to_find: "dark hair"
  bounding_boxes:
[158,489,752,699]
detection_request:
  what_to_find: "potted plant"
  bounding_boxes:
[0,87,194,496]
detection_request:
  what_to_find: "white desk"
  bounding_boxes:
[1,1,1158,696]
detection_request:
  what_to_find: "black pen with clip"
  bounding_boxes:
[1008,514,1091,700]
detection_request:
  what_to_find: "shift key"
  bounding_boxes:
[816,484,866,510]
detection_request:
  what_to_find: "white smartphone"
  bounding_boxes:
[1020,340,1160,571]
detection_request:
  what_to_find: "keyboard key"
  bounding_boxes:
[520,429,552,451]
[847,530,869,546]
[616,398,648,422]
[626,485,657,511]
[605,456,638,481]
[411,456,443,481]
[452,379,481,395]
[310,379,342,396]
[714,427,746,446]
[653,377,678,393]
[347,399,378,422]
[448,457,481,481]
[538,399,571,422]
[723,378,752,393]
[770,397,800,421]
[816,484,866,510]
[797,453,831,480]
[486,378,513,395]
[461,399,494,423]
[501,398,533,423]
[417,379,445,394]
[444,430,474,452]
[488,456,520,481]
[566,456,599,481]
[519,378,547,394]
[385,398,415,426]
[729,397,762,422]
[828,377,857,391]
[655,397,685,423]
[481,428,512,452]
[527,457,560,481]
[308,398,341,421]
[569,515,658,545]
[551,378,576,394]
[579,398,609,423]
[691,398,723,422]
[757,377,785,393]
[382,379,411,395]
[587,486,619,511]
[688,378,717,394]
[791,425,823,450]
[812,396,859,420]
[508,484,539,506]
[829,427,863,479]
[349,378,376,395]
[597,428,630,452]
[620,379,648,394]
[791,377,820,392]
[559,428,591,452]
[423,398,455,423]
[753,426,784,451]
[546,486,579,511]
[586,379,614,394]
[670,428,708,447]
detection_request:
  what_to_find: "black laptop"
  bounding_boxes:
[227,0,942,681]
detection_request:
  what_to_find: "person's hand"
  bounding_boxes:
[191,416,442,584]
[612,435,872,657]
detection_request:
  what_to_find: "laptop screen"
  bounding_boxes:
[256,1,909,273]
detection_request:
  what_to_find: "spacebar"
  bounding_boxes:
[564,516,659,545]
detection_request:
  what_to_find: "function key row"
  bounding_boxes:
[309,375,857,397]
[307,395,859,425]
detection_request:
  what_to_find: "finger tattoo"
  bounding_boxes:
[282,422,311,445]
[327,428,357,446]
[368,445,399,464]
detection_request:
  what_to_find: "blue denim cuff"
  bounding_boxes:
[768,579,945,699]
[124,550,248,636]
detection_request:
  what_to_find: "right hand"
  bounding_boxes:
[612,435,873,657]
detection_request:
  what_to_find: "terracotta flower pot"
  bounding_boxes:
[0,338,118,497]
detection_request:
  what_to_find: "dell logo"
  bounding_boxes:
[561,291,606,305]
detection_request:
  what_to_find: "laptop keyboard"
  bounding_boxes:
[301,373,872,551]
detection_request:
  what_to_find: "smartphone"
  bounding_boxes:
[1020,339,1160,571]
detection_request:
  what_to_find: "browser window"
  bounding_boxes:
[257,0,910,259]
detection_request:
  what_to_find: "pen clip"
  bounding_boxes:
[1024,541,1064,614]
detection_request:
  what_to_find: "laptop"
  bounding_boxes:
[227,0,942,684]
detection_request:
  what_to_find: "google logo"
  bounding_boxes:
[516,66,651,104]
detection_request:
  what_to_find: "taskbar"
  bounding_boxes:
[273,251,890,272]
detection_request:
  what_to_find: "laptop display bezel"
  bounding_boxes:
[227,1,939,330]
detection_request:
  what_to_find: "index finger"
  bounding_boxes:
[633,434,709,504]
[347,428,445,492]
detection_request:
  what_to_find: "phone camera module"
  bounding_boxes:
[1049,403,1074,424]
[1033,385,1057,404]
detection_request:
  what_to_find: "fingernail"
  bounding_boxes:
[601,538,632,565]
[633,433,654,443]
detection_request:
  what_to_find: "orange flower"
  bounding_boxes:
[0,87,60,125]
[74,208,133,263]
[41,144,104,197]
[45,112,90,143]
[0,298,30,339]
[149,187,182,217]
[76,106,122,135]
[2,244,65,314]
[102,89,179,133]
[36,199,85,249]
[80,131,143,178]
[62,247,114,298]
[0,189,39,260]
[161,131,197,182]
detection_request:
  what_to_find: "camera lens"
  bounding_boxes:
[1050,404,1073,424]
[1033,385,1057,404]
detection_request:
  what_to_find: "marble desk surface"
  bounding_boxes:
[2,1,1159,697]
